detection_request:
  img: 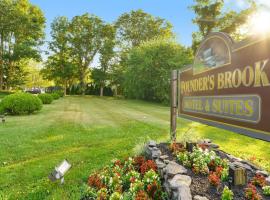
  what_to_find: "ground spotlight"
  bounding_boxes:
[48,159,71,184]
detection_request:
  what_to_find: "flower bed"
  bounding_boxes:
[82,157,168,200]
[154,140,270,200]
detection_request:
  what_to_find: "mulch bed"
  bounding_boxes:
[158,143,270,200]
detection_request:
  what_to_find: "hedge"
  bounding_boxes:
[38,93,54,104]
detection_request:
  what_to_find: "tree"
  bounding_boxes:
[115,9,173,49]
[93,24,116,96]
[69,14,104,95]
[112,10,174,95]
[42,54,77,94]
[0,0,45,90]
[124,39,193,103]
[191,0,256,53]
[42,16,76,95]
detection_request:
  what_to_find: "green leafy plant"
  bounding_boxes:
[221,186,234,200]
[263,186,270,196]
[38,93,54,104]
[0,93,42,115]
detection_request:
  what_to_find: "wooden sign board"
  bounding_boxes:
[178,32,270,142]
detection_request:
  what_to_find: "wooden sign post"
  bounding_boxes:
[170,70,178,141]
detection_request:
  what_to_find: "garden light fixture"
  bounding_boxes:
[48,159,71,184]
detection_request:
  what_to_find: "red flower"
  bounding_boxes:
[134,156,146,169]
[88,174,104,189]
[147,181,159,198]
[140,160,157,175]
[208,172,220,187]
[135,190,149,200]
[251,173,266,187]
[130,177,136,183]
[215,166,223,177]
[245,183,262,200]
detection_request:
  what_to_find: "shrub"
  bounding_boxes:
[38,93,53,104]
[0,93,42,115]
[51,92,60,100]
[55,90,64,97]
[221,186,234,200]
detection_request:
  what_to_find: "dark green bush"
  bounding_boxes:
[38,93,53,104]
[53,90,64,97]
[0,93,42,115]
[51,93,60,100]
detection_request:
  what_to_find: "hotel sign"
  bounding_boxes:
[178,32,270,141]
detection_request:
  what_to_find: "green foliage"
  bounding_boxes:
[0,97,270,198]
[38,93,53,104]
[51,93,60,100]
[92,23,116,96]
[69,14,105,95]
[263,186,270,196]
[42,16,77,95]
[115,9,173,49]
[221,186,234,200]
[54,90,64,97]
[124,39,193,103]
[0,0,45,89]
[190,0,256,52]
[0,93,42,115]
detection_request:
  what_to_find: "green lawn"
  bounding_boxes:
[0,96,269,200]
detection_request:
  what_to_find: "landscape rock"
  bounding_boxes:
[148,140,157,147]
[177,185,192,200]
[168,174,192,189]
[227,154,242,162]
[241,160,260,170]
[209,143,219,149]
[155,159,166,169]
[194,195,209,200]
[198,139,211,144]
[165,161,187,178]
[256,170,269,177]
[266,176,270,185]
[164,159,170,164]
[160,155,169,161]
[231,161,252,171]
[151,147,161,159]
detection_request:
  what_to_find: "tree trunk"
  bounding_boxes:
[80,69,85,95]
[0,34,3,90]
[100,86,104,97]
[64,80,67,96]
[114,86,118,96]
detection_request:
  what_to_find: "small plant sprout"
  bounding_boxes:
[263,186,270,196]
[221,186,234,200]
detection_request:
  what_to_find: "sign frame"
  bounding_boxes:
[176,32,270,142]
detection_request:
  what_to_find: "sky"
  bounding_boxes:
[30,0,197,48]
[28,0,253,62]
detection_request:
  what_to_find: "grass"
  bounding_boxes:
[0,96,269,199]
